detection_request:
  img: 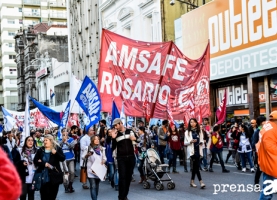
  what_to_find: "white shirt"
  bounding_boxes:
[238,133,252,153]
[81,146,106,179]
[6,138,16,152]
[20,149,35,183]
[80,134,91,167]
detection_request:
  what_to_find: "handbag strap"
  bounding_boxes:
[82,146,91,168]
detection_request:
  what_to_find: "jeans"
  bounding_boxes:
[168,149,178,168]
[210,151,226,170]
[20,183,34,200]
[201,148,208,168]
[67,160,75,182]
[88,178,100,200]
[259,173,275,200]
[40,182,60,200]
[239,152,254,168]
[158,145,166,164]
[117,156,135,199]
[114,169,119,186]
[107,163,115,182]
[138,159,145,177]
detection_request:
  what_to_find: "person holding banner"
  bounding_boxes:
[82,135,106,200]
[111,118,139,200]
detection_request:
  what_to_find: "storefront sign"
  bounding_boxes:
[36,68,47,78]
[219,84,277,106]
[181,0,277,80]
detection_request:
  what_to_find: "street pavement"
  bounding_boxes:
[34,150,276,200]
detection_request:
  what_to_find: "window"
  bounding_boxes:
[8,32,15,36]
[18,8,22,12]
[10,103,17,110]
[9,55,16,59]
[9,68,17,71]
[8,43,12,47]
[10,80,17,84]
[19,19,23,24]
[7,20,15,24]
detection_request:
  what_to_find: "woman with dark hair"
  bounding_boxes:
[167,124,181,173]
[137,126,149,183]
[16,136,37,200]
[105,129,116,189]
[82,135,106,200]
[235,124,254,173]
[209,125,230,173]
[184,118,205,188]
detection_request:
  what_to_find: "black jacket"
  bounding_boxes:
[112,129,138,158]
[34,146,65,173]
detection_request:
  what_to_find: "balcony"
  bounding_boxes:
[23,0,40,6]
[0,74,2,80]
[0,9,22,19]
[23,12,41,18]
[49,1,66,8]
[0,0,21,7]
[0,97,3,104]
[0,85,3,91]
[1,23,20,32]
[50,13,67,19]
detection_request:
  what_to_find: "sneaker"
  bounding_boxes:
[242,168,246,172]
[251,168,255,173]
[209,168,214,172]
[184,169,188,172]
[203,167,208,172]
[131,176,135,182]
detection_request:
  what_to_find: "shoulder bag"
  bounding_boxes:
[80,146,90,183]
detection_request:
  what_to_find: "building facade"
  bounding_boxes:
[14,24,69,112]
[67,0,100,82]
[176,0,277,123]
[0,0,67,120]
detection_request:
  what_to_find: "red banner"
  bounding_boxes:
[216,88,227,124]
[98,29,210,120]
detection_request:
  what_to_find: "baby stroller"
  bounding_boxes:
[142,148,175,191]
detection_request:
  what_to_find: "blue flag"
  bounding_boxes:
[111,101,120,127]
[30,97,61,125]
[1,106,16,131]
[0,124,3,133]
[75,76,101,130]
[57,100,71,140]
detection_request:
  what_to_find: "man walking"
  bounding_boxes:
[258,111,277,200]
[111,118,138,200]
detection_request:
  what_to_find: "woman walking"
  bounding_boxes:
[34,134,65,200]
[137,126,150,183]
[234,124,255,172]
[184,118,205,188]
[225,125,236,164]
[82,135,106,200]
[209,125,230,173]
[16,136,37,200]
[167,124,181,173]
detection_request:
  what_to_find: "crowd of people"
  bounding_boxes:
[0,113,276,200]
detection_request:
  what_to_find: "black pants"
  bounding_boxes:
[20,183,35,200]
[117,156,135,200]
[254,153,262,185]
[158,145,166,164]
[40,182,60,200]
[210,151,225,170]
[191,155,202,181]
